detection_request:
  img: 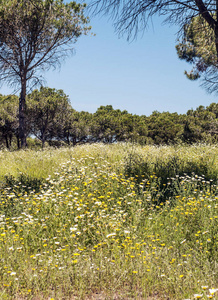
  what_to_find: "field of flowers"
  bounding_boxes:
[0,143,217,299]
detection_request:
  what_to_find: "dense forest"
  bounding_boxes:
[0,87,217,149]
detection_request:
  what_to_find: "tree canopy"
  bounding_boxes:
[0,90,217,149]
[176,16,218,93]
[27,87,72,148]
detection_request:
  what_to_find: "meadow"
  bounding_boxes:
[0,143,217,300]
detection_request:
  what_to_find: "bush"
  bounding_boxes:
[4,173,46,194]
[124,147,218,202]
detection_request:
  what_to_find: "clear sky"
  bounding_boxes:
[0,4,217,116]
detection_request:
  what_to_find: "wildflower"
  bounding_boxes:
[209,289,218,295]
[194,294,203,299]
[106,233,116,238]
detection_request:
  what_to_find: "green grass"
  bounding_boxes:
[0,143,217,299]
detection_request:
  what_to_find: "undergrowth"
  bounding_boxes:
[0,143,217,299]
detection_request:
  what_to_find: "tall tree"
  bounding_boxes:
[0,0,90,147]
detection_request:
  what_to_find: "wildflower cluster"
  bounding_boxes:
[0,143,217,299]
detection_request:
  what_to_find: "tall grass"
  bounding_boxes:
[0,143,217,299]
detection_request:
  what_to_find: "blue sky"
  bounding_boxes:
[0,6,217,116]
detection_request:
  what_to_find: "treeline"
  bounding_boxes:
[0,87,217,149]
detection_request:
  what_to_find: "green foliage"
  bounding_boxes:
[0,90,217,148]
[4,173,45,195]
[0,94,19,149]
[69,110,92,145]
[138,146,216,181]
[184,104,218,143]
[27,87,73,147]
[147,111,184,144]
[124,144,218,202]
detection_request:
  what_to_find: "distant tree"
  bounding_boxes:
[112,112,147,143]
[0,95,19,149]
[207,102,218,118]
[69,111,92,145]
[89,105,148,144]
[184,104,218,142]
[147,112,184,144]
[130,115,148,144]
[206,103,218,140]
[183,117,204,143]
[56,107,76,145]
[91,105,120,143]
[0,0,91,147]
[27,87,72,148]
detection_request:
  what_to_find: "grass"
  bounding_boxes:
[0,143,217,299]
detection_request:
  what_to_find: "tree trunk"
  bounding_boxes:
[9,134,12,148]
[42,137,45,149]
[215,1,218,62]
[66,130,70,145]
[19,78,27,148]
[4,135,9,149]
[72,136,76,146]
[16,134,20,149]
